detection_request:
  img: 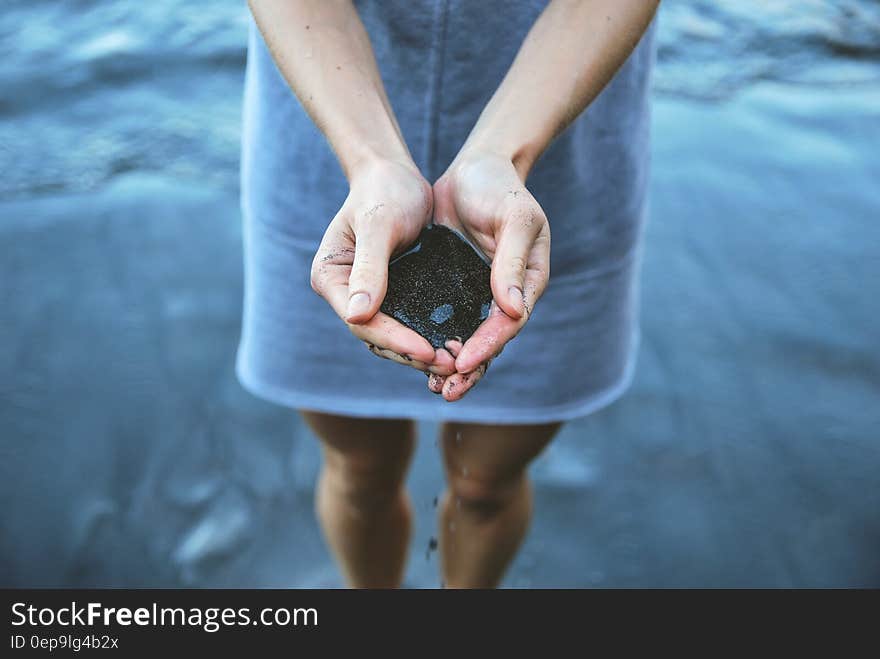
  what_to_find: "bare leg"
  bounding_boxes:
[439,421,561,588]
[302,411,416,588]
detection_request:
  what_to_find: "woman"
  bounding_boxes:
[238,0,658,588]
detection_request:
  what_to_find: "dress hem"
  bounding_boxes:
[234,331,640,425]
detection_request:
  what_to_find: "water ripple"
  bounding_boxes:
[1,0,878,199]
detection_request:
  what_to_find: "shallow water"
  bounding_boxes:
[657,0,880,97]
[2,0,878,198]
[1,1,878,587]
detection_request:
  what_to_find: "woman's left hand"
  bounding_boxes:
[428,151,551,401]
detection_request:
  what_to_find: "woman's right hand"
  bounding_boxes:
[310,158,456,377]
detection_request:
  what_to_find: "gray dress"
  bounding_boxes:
[236,0,657,423]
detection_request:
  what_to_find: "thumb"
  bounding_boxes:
[491,217,538,320]
[345,222,393,324]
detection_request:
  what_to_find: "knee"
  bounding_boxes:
[321,448,409,513]
[447,469,526,517]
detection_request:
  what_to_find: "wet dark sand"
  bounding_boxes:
[381,224,492,349]
[1,83,878,587]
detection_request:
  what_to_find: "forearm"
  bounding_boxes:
[248,0,412,180]
[461,0,659,180]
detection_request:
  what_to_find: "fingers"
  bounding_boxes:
[457,220,549,373]
[490,205,544,319]
[348,311,437,365]
[442,361,489,402]
[425,339,491,401]
[426,339,459,394]
[444,339,463,358]
[345,207,396,324]
[366,343,455,376]
[454,301,519,374]
[432,347,456,374]
[427,373,445,394]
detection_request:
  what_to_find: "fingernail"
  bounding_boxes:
[508,285,523,312]
[346,292,370,319]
